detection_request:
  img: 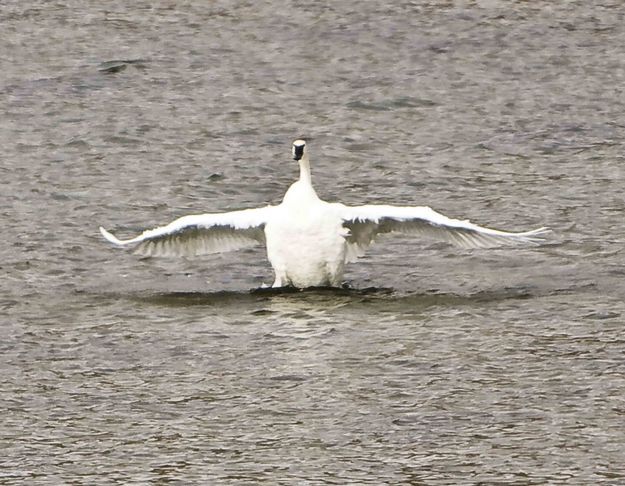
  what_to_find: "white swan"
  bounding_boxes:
[100,139,548,288]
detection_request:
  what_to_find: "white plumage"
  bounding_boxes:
[100,139,548,288]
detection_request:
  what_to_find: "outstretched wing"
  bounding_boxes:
[100,206,275,257]
[338,204,548,262]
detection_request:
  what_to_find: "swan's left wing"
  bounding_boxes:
[337,204,548,262]
[100,206,275,257]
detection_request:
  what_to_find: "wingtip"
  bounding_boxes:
[519,226,551,245]
[99,226,124,246]
[528,226,551,237]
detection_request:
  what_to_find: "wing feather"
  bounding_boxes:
[338,204,548,260]
[100,206,274,257]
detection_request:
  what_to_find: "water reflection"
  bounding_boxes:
[117,284,546,310]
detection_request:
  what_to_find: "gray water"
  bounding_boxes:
[2,1,625,484]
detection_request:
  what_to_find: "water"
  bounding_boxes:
[2,1,625,484]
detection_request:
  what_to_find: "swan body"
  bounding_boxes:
[100,139,548,288]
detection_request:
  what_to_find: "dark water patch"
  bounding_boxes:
[97,284,561,314]
[346,96,437,112]
[129,289,271,307]
[97,59,149,74]
[107,286,395,308]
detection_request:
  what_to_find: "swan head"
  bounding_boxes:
[292,139,307,161]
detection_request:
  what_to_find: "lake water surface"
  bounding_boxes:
[2,1,625,484]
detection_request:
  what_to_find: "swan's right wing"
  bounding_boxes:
[100,206,275,257]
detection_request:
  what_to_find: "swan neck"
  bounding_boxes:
[298,155,312,184]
